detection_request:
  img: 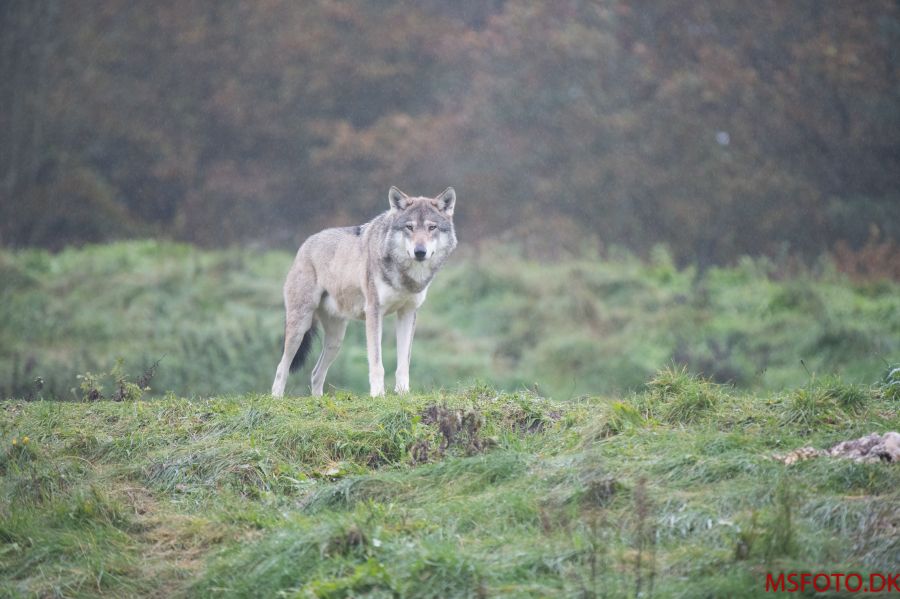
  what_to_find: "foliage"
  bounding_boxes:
[880,364,900,401]
[1,374,898,597]
[2,1,899,265]
[75,358,153,402]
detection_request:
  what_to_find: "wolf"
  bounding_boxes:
[271,186,458,398]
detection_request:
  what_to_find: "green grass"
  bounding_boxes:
[1,241,899,400]
[2,370,898,598]
[1,242,898,596]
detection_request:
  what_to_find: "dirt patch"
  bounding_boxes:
[324,525,367,557]
[507,407,561,434]
[409,439,431,465]
[421,404,493,457]
[584,475,618,508]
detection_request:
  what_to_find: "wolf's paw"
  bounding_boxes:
[394,382,410,394]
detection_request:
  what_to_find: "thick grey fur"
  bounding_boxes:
[272,186,457,397]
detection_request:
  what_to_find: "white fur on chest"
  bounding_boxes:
[375,276,427,315]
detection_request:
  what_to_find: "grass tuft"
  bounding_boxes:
[645,365,724,424]
[879,364,900,401]
[781,374,870,431]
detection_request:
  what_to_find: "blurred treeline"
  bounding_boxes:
[2,1,899,265]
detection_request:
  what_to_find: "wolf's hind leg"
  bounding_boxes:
[272,332,303,398]
[272,290,319,397]
[310,313,347,397]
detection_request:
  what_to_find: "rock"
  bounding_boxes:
[774,431,900,465]
[773,446,822,465]
[827,431,900,463]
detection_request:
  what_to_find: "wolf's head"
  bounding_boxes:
[386,186,457,264]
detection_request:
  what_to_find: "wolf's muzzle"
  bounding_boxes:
[414,246,427,261]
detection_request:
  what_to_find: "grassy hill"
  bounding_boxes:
[2,371,899,597]
[1,241,898,400]
[1,242,898,596]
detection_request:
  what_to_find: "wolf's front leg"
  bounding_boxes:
[395,308,416,394]
[365,303,385,397]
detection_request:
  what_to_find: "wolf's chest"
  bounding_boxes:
[375,277,427,315]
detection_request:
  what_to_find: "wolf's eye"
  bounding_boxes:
[428,225,437,232]
[405,224,414,231]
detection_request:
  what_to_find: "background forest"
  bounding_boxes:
[3,0,899,266]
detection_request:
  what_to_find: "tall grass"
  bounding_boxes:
[2,241,898,400]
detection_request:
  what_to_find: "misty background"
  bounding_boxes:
[3,1,899,264]
[1,1,899,400]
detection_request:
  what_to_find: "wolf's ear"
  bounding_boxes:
[388,186,410,211]
[436,187,456,217]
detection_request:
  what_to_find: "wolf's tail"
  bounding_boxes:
[289,326,318,373]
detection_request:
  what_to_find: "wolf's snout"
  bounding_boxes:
[414,246,427,261]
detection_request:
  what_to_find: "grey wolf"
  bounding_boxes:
[271,186,458,397]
